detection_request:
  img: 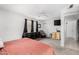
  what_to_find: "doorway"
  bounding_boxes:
[65,19,79,50]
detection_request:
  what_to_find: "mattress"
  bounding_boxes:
[0,38,55,55]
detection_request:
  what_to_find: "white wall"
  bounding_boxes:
[39,17,77,39]
[0,9,25,42]
[39,17,61,37]
[0,4,68,40]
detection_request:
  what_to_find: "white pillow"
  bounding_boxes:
[0,38,4,48]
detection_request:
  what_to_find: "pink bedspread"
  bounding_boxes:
[0,38,55,55]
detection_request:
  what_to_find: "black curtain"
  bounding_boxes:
[24,19,27,33]
[22,19,27,37]
[31,20,34,32]
[36,21,38,32]
[77,20,79,42]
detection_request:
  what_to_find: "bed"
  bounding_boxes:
[0,38,55,55]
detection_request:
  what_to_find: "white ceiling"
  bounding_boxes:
[0,4,68,20]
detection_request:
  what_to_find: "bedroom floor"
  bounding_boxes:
[39,38,79,55]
